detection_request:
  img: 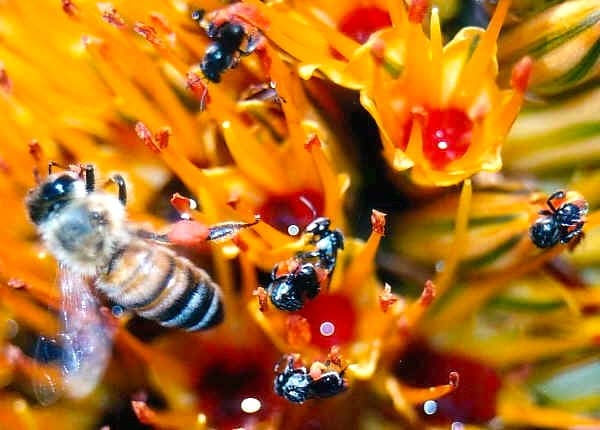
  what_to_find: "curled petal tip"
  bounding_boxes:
[511,56,533,93]
[305,133,323,151]
[379,283,400,313]
[408,0,429,24]
[131,401,155,424]
[253,286,269,312]
[371,209,387,235]
[449,371,460,388]
[420,280,436,307]
[61,0,77,17]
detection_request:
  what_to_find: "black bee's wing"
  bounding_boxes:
[33,265,114,405]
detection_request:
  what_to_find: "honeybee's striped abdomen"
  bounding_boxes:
[98,240,223,331]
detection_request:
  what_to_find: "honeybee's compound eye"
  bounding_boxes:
[41,175,77,201]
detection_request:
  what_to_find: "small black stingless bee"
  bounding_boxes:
[192,9,262,83]
[268,217,344,311]
[529,190,589,249]
[274,355,347,404]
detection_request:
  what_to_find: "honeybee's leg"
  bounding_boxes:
[83,164,96,193]
[133,229,169,243]
[104,174,127,206]
[47,161,68,175]
[546,190,565,213]
[206,215,261,241]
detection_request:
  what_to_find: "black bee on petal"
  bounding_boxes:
[273,355,347,404]
[529,190,588,249]
[193,9,262,83]
[267,217,344,311]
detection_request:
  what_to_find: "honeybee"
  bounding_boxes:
[26,163,258,403]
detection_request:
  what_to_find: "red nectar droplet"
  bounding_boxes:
[395,341,502,424]
[420,108,473,169]
[298,293,356,350]
[193,344,283,429]
[338,7,391,44]
[257,190,323,234]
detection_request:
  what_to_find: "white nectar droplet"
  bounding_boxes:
[240,397,261,414]
[287,224,300,236]
[423,400,438,415]
[319,321,335,337]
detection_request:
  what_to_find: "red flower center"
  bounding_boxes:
[194,346,283,428]
[338,7,391,44]
[395,341,502,424]
[298,293,357,350]
[257,190,324,234]
[420,108,474,169]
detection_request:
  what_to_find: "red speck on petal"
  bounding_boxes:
[210,3,270,30]
[298,293,357,350]
[253,286,269,312]
[155,127,170,150]
[286,315,312,347]
[408,0,429,24]
[149,12,172,35]
[134,122,170,153]
[28,140,43,163]
[395,341,502,424]
[511,56,533,93]
[99,4,126,28]
[338,7,391,44]
[61,0,78,17]
[133,22,162,46]
[420,108,473,169]
[186,71,210,110]
[257,190,324,234]
[0,65,12,93]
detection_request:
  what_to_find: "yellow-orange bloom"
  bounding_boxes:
[220,0,530,186]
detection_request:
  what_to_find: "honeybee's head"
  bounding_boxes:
[26,172,86,225]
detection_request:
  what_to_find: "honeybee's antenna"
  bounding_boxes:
[47,161,71,175]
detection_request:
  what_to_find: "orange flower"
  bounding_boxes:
[220,0,531,186]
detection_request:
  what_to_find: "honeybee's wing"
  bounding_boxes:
[33,265,114,405]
